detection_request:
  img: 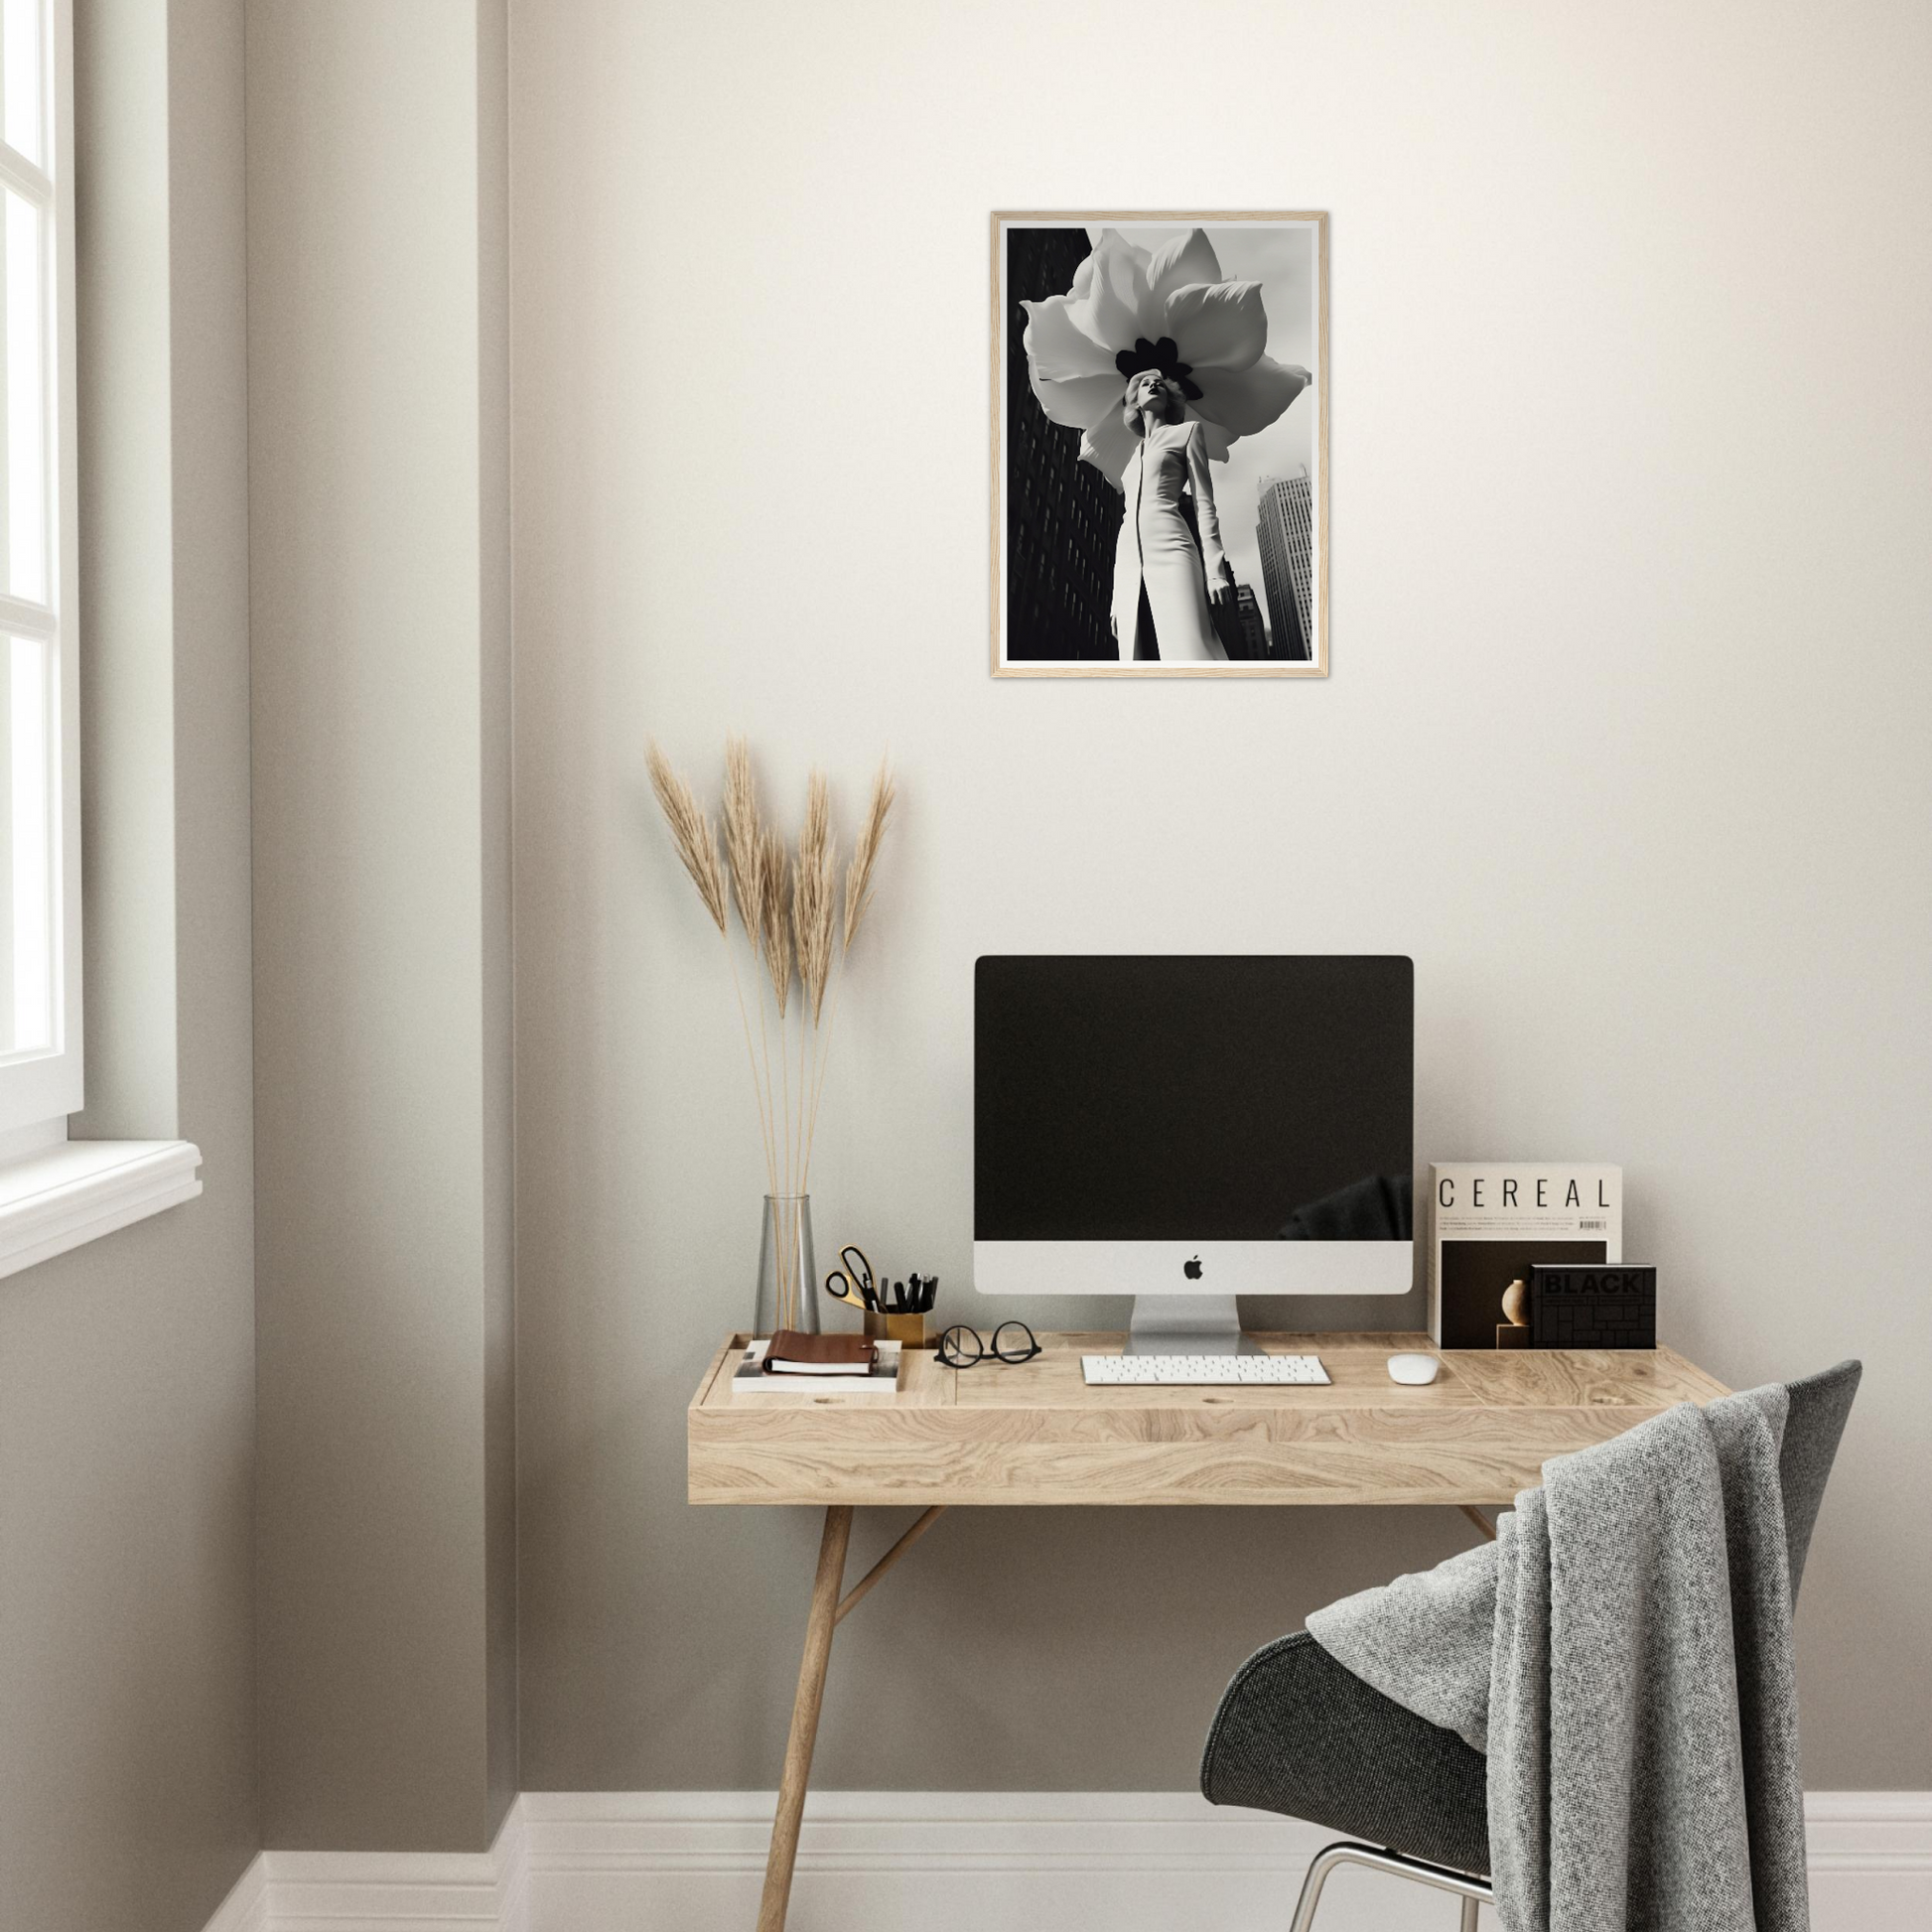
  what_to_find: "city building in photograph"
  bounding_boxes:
[1235,584,1268,660]
[1256,469,1315,662]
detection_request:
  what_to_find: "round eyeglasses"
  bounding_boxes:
[936,1320,1041,1368]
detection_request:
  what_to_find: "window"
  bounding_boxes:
[0,0,76,1142]
[0,0,200,1273]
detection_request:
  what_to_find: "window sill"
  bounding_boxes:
[0,1139,204,1282]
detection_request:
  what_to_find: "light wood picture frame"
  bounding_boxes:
[992,211,1329,678]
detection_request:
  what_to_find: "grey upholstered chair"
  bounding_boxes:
[1200,1361,1862,1930]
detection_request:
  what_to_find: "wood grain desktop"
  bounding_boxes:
[688,1330,1731,1931]
[689,1330,1729,1509]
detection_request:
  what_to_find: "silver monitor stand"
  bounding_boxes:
[1124,1294,1259,1356]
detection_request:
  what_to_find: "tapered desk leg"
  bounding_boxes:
[757,1504,853,1932]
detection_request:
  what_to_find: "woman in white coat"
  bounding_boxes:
[1110,367,1234,662]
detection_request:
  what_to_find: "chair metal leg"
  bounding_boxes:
[1286,1846,1341,1932]
[1288,1841,1493,1932]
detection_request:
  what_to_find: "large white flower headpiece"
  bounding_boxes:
[1020,228,1310,491]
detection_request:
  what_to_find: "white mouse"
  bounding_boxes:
[1387,1352,1442,1386]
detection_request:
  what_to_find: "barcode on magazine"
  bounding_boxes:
[1580,1218,1608,1230]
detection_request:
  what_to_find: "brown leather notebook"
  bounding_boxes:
[763,1330,878,1375]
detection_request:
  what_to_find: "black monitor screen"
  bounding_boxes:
[974,955,1414,1241]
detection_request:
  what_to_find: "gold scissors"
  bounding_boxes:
[824,1244,878,1312]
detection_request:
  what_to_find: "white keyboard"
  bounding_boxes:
[1081,1352,1329,1386]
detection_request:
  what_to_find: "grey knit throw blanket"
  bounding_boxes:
[1307,1388,1809,1932]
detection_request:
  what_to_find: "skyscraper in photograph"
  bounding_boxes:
[1003,228,1119,661]
[1235,584,1267,660]
[1256,469,1314,661]
[1209,575,1266,661]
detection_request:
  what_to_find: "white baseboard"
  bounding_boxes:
[202,1852,268,1932]
[201,1809,527,1932]
[201,1789,1932,1932]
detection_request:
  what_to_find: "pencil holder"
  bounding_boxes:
[866,1310,927,1348]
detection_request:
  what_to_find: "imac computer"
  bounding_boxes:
[973,955,1414,1354]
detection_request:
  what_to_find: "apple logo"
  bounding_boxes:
[1183,1255,1203,1280]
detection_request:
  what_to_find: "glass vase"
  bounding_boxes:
[754,1193,818,1338]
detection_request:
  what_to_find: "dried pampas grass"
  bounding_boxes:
[645,737,895,1231]
[722,736,764,941]
[645,741,727,935]
[759,827,793,1018]
[793,773,836,1025]
[844,759,896,949]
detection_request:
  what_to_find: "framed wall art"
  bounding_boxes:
[992,211,1328,678]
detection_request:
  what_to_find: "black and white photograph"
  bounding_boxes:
[993,211,1328,676]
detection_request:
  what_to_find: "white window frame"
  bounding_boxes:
[0,0,79,1141]
[0,0,200,1278]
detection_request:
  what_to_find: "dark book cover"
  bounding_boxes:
[1529,1263,1658,1349]
[1440,1238,1607,1350]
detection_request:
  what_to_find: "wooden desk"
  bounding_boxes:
[688,1330,1728,1931]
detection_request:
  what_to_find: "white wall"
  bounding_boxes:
[510,0,1932,1793]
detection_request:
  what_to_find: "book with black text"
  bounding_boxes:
[1428,1164,1622,1348]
